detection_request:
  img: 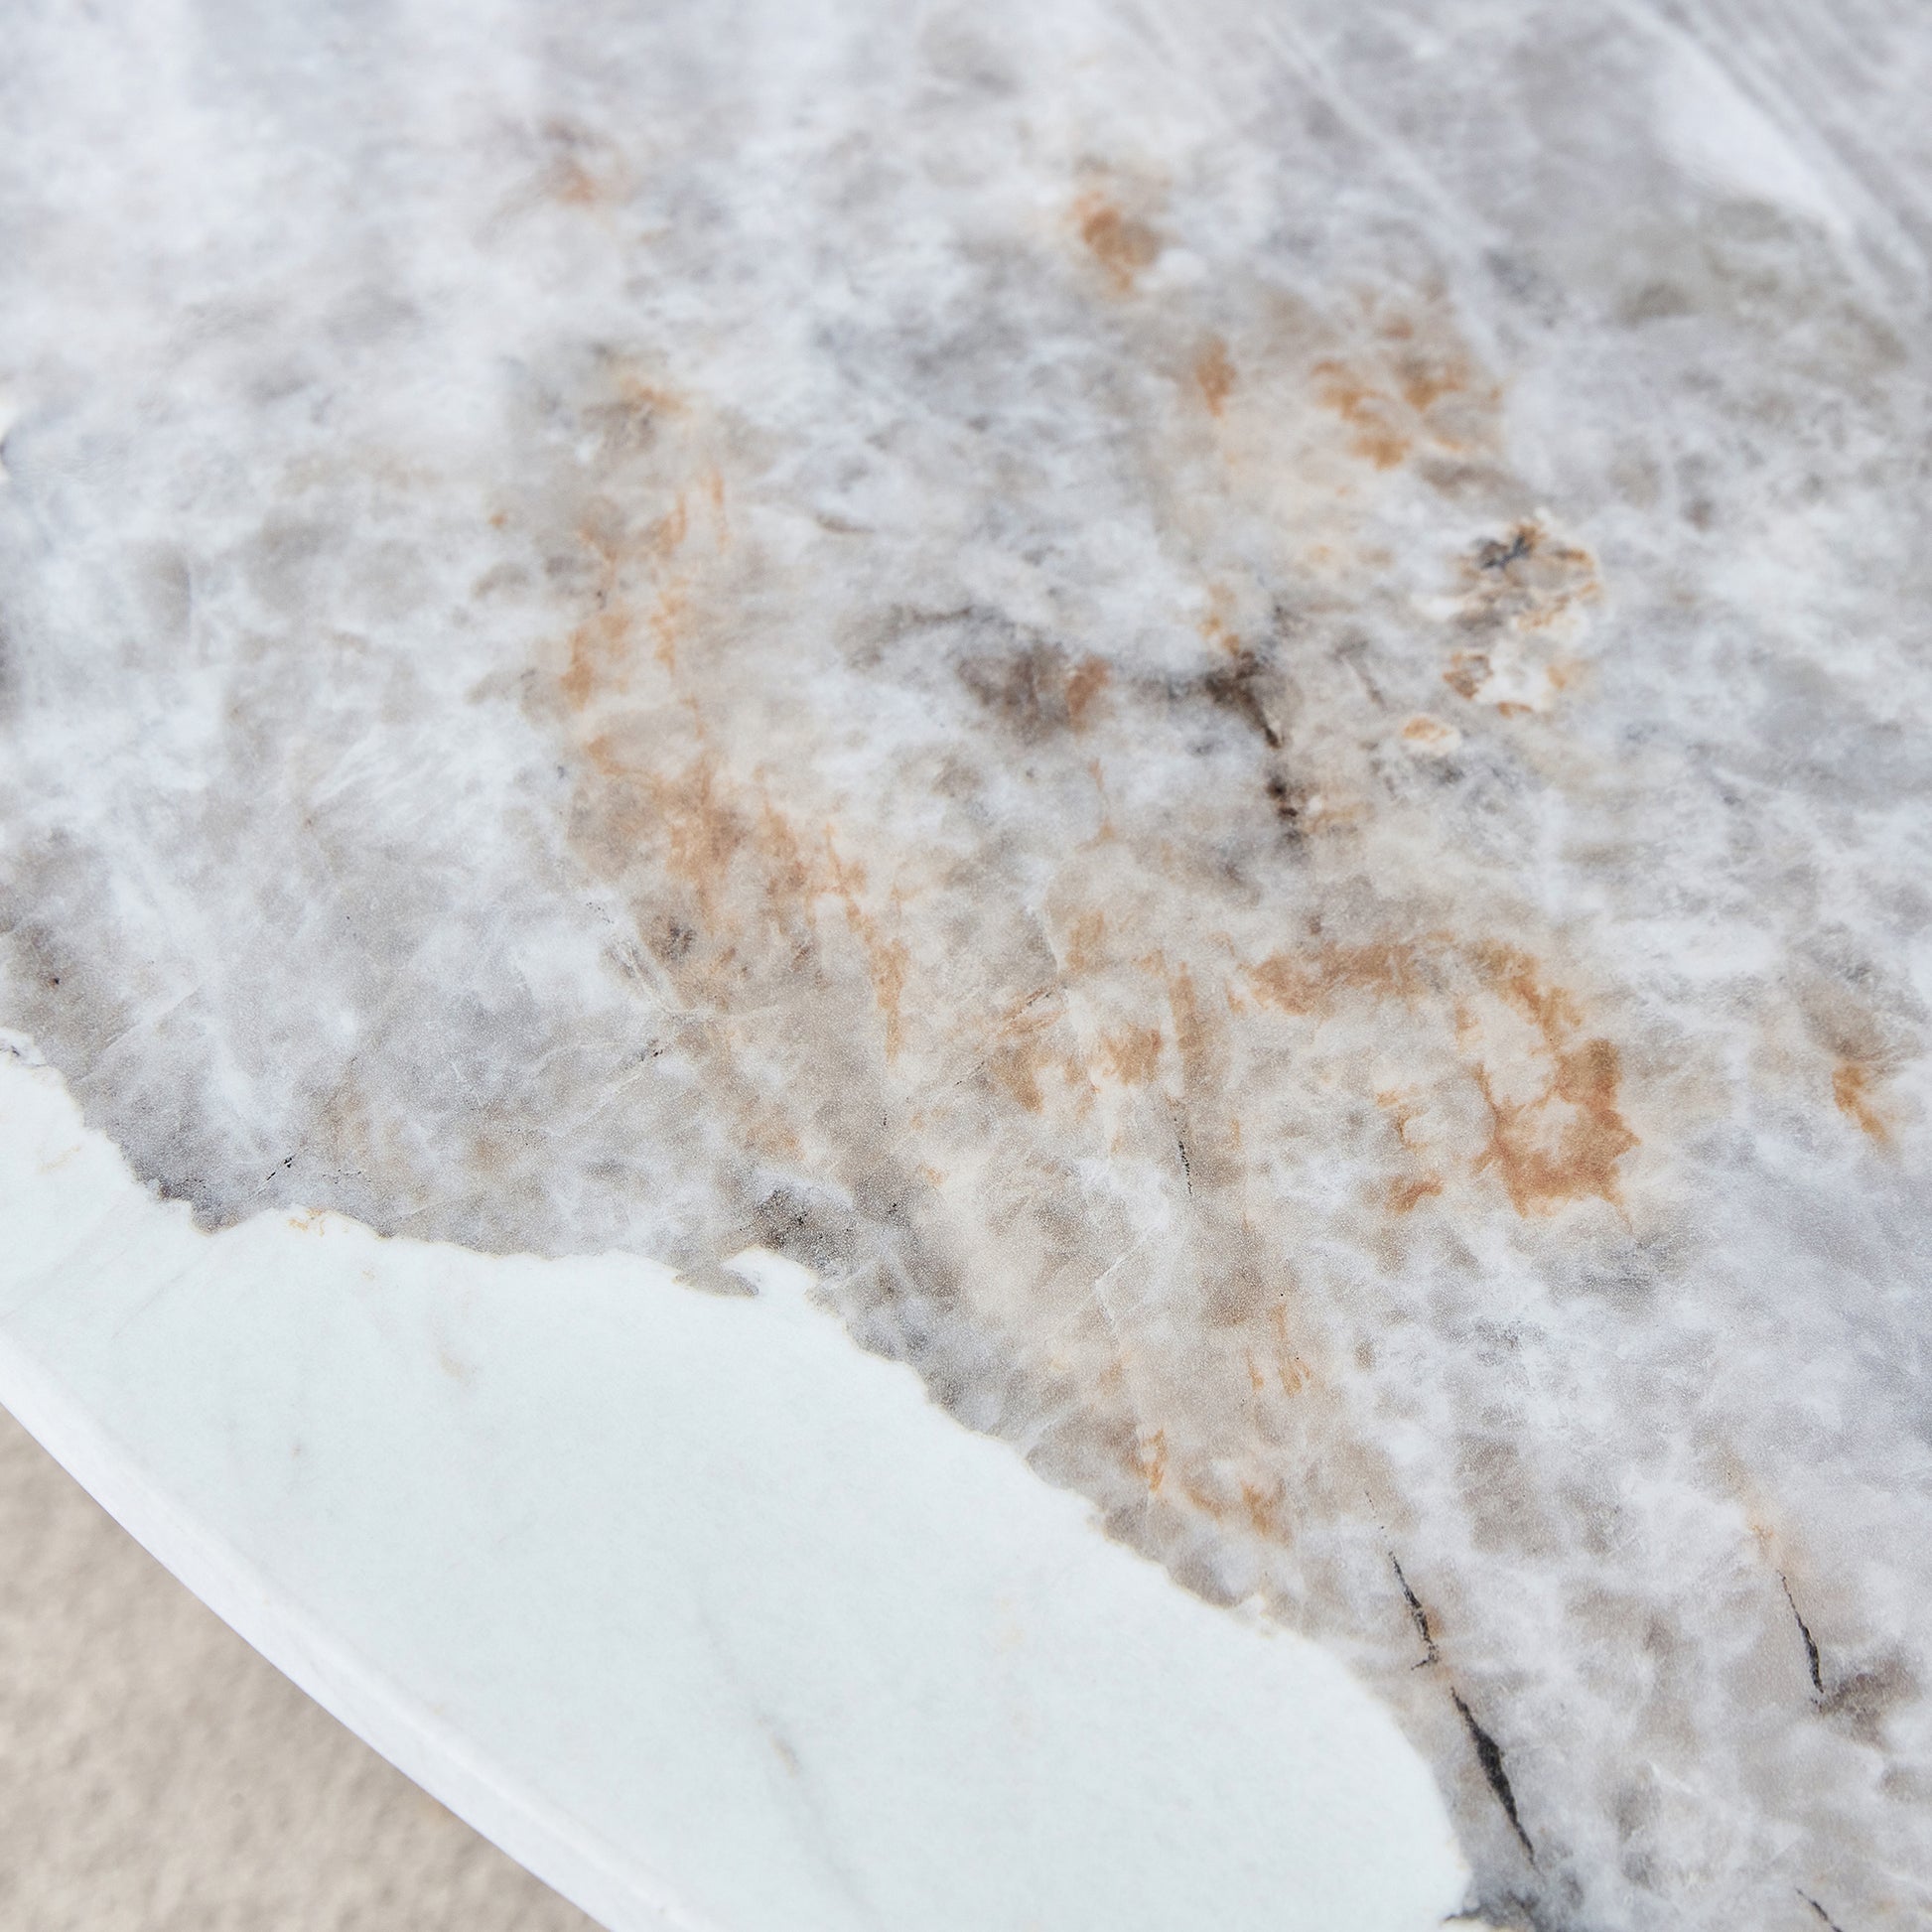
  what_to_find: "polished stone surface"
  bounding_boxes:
[0,1041,1468,1932]
[3,3,1930,1927]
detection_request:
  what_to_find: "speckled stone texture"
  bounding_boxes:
[3,3,1929,1927]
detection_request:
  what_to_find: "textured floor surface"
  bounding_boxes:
[0,1401,601,1932]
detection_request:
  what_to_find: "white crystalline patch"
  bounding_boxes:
[1656,40,1848,231]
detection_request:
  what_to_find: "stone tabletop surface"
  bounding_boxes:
[2,3,1930,1929]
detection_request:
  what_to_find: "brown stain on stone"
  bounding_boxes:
[1457,520,1598,624]
[1064,909,1107,976]
[1073,193,1162,292]
[1311,359,1413,470]
[983,994,1089,1116]
[1366,306,1474,416]
[1165,963,1215,1092]
[1248,940,1427,1016]
[1195,338,1236,415]
[1469,948,1637,1214]
[961,641,1113,740]
[1267,1305,1311,1397]
[1241,1474,1289,1538]
[1308,315,1473,471]
[558,438,726,709]
[1439,520,1600,714]
[1833,1060,1891,1143]
[1099,1024,1163,1085]
[653,753,747,928]
[1474,1035,1634,1214]
[1200,648,1287,748]
[753,789,817,937]
[1243,936,1637,1216]
[1064,654,1111,730]
[1388,1173,1445,1213]
[825,836,910,1063]
[535,120,629,210]
[1401,714,1457,750]
[561,607,629,710]
[1137,1427,1169,1495]
[1443,649,1490,701]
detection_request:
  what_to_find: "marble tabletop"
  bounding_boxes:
[3,2,1929,1928]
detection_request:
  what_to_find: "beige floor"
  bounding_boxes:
[0,1402,605,1932]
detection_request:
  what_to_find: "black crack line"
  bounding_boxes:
[1477,525,1534,572]
[1451,1689,1535,1865]
[1390,1554,1439,1666]
[1781,1575,1824,1695]
[1799,1889,1848,1932]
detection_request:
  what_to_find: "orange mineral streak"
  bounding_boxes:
[1305,299,1498,474]
[753,790,817,935]
[981,991,1092,1117]
[562,605,631,710]
[1138,1428,1169,1495]
[1473,1038,1635,1214]
[1438,521,1602,712]
[1241,1475,1288,1538]
[1063,909,1107,976]
[1387,1173,1446,1213]
[1469,947,1638,1213]
[1064,654,1112,730]
[1833,1060,1891,1143]
[1166,964,1222,1096]
[652,754,746,929]
[1099,1024,1164,1085]
[1243,936,1637,1215]
[1268,1306,1311,1397]
[1246,941,1426,1016]
[1195,337,1236,415]
[1396,350,1467,413]
[960,642,1117,740]
[825,835,910,1063]
[1443,650,1490,701]
[1311,359,1412,470]
[1074,194,1162,292]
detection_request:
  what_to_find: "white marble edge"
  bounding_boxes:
[0,1042,1474,1932]
[0,1310,676,1932]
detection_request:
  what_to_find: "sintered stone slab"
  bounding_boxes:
[2,4,1929,1929]
[0,1046,1468,1932]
